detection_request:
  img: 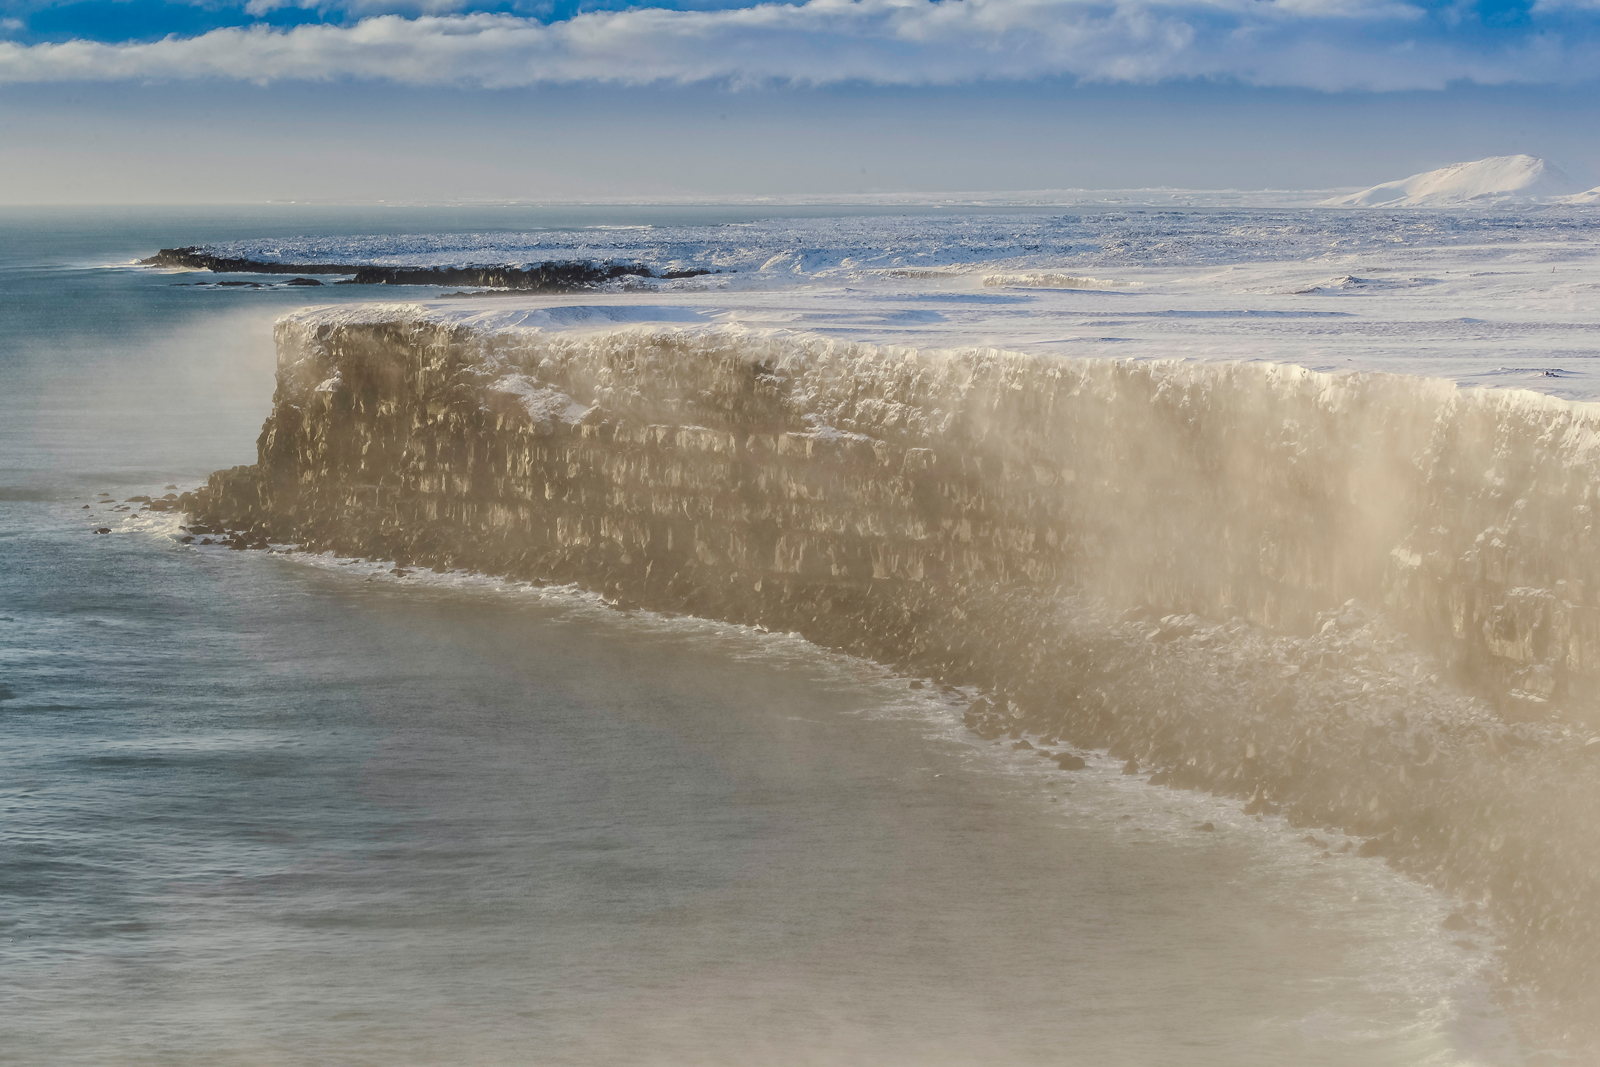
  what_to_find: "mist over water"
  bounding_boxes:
[0,208,1529,1066]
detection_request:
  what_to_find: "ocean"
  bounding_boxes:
[0,205,1531,1065]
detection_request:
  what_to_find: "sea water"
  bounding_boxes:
[0,207,1526,1065]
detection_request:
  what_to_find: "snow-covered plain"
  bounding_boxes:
[192,205,1600,400]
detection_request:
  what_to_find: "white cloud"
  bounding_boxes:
[1267,0,1421,17]
[0,17,25,34]
[0,0,1592,92]
[244,0,481,16]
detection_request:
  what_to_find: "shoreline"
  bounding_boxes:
[172,489,1575,1057]
[39,486,1525,1061]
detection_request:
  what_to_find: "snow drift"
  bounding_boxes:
[1321,155,1586,208]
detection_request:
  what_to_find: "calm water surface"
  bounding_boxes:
[1,207,1522,1066]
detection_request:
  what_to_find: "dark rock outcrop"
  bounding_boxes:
[140,248,713,290]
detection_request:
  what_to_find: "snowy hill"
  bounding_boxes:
[1321,155,1585,207]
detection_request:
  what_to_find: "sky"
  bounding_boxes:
[1,0,1598,201]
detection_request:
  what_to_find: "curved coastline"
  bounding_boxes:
[186,305,1600,1055]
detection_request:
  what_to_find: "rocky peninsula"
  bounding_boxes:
[140,248,713,289]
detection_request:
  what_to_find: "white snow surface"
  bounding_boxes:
[189,205,1596,277]
[1322,156,1588,208]
[268,205,1600,401]
[278,302,706,332]
[486,374,590,427]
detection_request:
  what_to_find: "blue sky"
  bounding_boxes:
[1,0,1598,201]
[2,0,1589,45]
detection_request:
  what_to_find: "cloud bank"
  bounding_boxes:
[1,0,1597,91]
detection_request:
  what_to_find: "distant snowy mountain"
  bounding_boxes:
[1321,155,1585,207]
[1566,186,1600,204]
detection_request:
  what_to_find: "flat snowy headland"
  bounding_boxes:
[245,205,1600,402]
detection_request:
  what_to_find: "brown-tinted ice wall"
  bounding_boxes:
[207,316,1600,709]
[191,313,1600,1052]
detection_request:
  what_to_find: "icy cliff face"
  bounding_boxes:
[241,313,1600,705]
[194,311,1600,1052]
